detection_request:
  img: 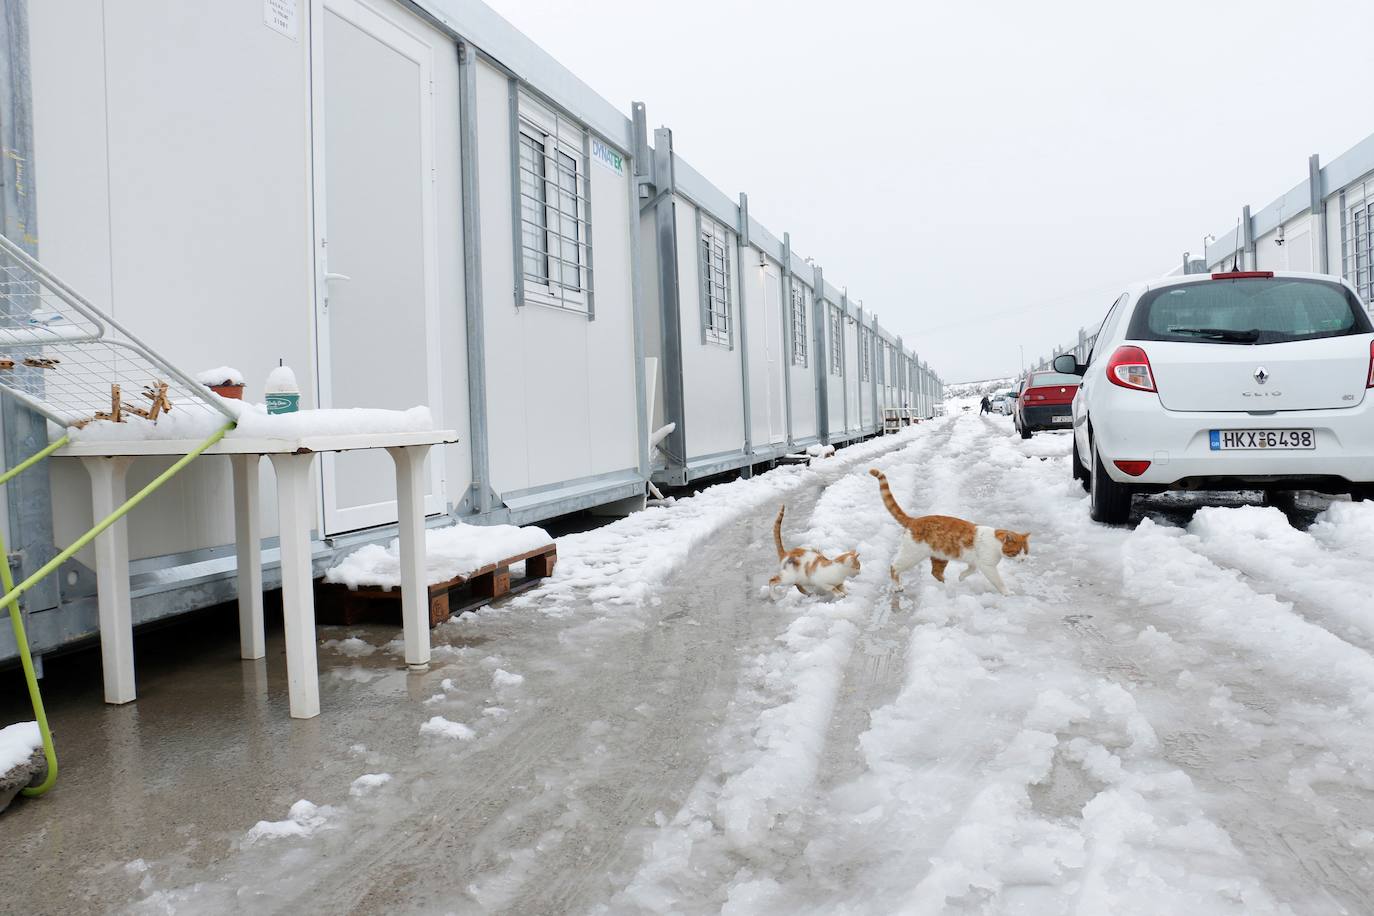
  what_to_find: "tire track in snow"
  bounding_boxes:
[606,425,957,912]
[965,420,1374,915]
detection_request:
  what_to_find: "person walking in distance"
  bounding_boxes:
[980,395,991,415]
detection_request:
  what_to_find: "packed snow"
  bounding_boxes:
[324,521,552,590]
[243,800,334,845]
[0,721,41,774]
[62,414,1374,914]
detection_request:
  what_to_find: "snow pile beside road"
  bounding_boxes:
[324,522,552,590]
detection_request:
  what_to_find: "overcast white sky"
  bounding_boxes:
[484,0,1374,382]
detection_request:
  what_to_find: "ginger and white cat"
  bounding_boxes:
[768,505,861,597]
[869,469,1029,596]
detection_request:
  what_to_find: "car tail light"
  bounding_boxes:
[1113,460,1151,477]
[1367,339,1374,389]
[1210,271,1274,279]
[1106,346,1156,392]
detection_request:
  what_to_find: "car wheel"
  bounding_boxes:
[1351,485,1373,502]
[1072,437,1090,492]
[1018,418,1032,440]
[1089,444,1133,525]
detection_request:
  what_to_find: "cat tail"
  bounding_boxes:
[869,469,914,525]
[774,505,787,559]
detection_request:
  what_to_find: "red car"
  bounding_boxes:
[1014,370,1080,439]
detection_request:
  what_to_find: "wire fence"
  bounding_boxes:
[0,235,236,429]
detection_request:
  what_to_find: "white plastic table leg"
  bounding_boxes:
[388,445,433,670]
[269,452,320,719]
[230,454,265,660]
[82,456,136,705]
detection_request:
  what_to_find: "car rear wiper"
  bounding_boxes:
[1167,327,1261,342]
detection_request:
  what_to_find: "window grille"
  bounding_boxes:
[1341,175,1374,303]
[860,329,871,382]
[829,305,843,376]
[699,214,731,346]
[790,283,807,366]
[876,340,886,385]
[514,89,592,314]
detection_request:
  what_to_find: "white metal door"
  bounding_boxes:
[762,265,786,443]
[311,0,445,534]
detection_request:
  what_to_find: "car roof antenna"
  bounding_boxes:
[1231,216,1241,272]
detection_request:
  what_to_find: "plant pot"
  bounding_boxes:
[210,383,244,400]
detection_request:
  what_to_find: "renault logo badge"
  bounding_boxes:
[1254,367,1269,385]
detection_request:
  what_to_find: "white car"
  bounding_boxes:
[1057,270,1374,524]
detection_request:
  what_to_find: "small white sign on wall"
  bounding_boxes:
[264,0,299,39]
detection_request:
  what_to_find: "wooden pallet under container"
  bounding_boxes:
[317,544,557,628]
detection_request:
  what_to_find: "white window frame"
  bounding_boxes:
[513,87,593,316]
[698,212,732,347]
[1341,176,1374,304]
[829,305,843,376]
[790,282,808,367]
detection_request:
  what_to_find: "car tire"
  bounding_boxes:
[1072,437,1090,492]
[1351,485,1373,503]
[1018,419,1032,440]
[1089,443,1133,525]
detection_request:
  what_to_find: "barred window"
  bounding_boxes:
[790,283,808,366]
[876,340,886,384]
[515,91,591,313]
[829,305,843,376]
[1342,177,1374,303]
[860,329,872,382]
[700,214,731,346]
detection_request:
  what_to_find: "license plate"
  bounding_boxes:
[1052,415,1071,424]
[1209,429,1314,451]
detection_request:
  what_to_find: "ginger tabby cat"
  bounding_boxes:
[768,505,861,597]
[869,469,1029,595]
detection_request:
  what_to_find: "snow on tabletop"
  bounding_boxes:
[67,397,436,442]
[194,366,244,386]
[0,721,41,773]
[325,521,552,590]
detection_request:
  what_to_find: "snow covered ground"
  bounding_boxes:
[18,412,1374,914]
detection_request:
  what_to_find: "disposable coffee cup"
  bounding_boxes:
[265,364,300,415]
[266,392,299,414]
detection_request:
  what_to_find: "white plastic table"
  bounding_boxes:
[54,430,458,718]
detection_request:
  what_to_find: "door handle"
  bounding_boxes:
[325,272,352,282]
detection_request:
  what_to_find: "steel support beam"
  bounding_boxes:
[735,193,753,471]
[628,103,650,480]
[652,127,688,480]
[457,42,494,515]
[0,0,58,617]
[811,265,828,445]
[780,232,794,447]
[1309,153,1329,274]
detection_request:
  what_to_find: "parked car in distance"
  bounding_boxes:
[1059,270,1374,524]
[991,390,1016,415]
[1013,372,1080,439]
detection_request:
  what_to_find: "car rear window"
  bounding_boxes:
[1029,372,1080,387]
[1127,277,1372,345]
